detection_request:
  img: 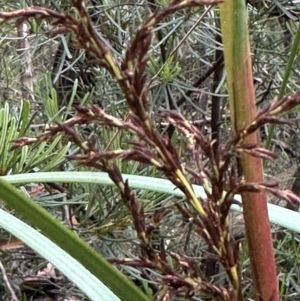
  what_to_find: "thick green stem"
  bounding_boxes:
[219,2,279,301]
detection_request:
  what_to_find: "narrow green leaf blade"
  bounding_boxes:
[0,178,151,301]
[0,209,121,301]
[2,172,300,232]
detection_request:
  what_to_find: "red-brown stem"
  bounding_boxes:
[220,1,279,300]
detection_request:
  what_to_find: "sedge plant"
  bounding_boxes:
[1,1,300,300]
